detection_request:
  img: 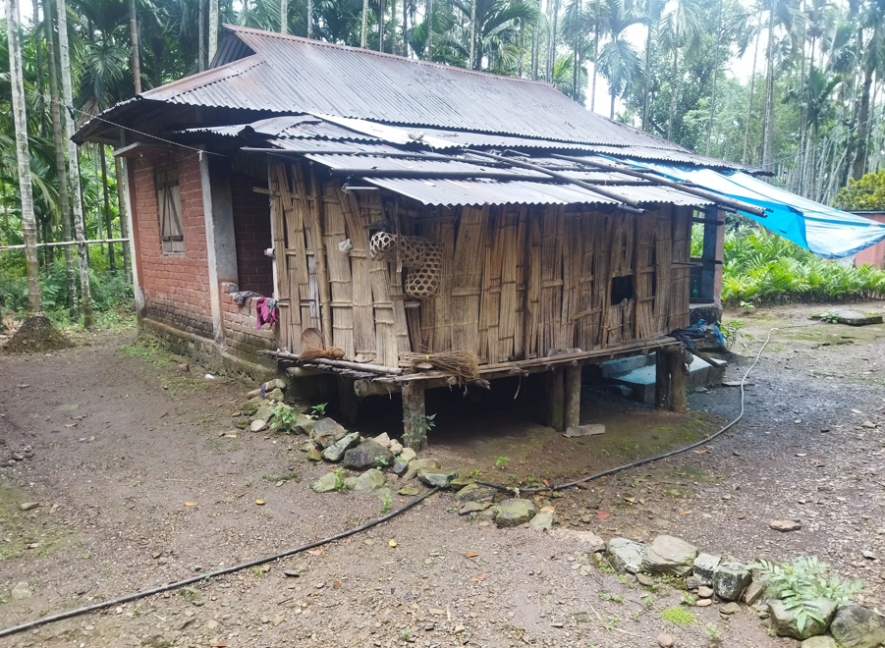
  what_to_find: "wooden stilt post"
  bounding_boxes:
[545,367,565,431]
[564,363,582,430]
[655,351,671,411]
[338,376,359,427]
[668,346,688,413]
[402,381,428,450]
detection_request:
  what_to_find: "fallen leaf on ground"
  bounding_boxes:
[255,499,265,505]
[695,449,707,454]
[624,497,635,503]
[471,574,487,582]
[597,511,610,520]
[540,506,555,513]
[388,540,398,548]
[184,502,197,507]
[333,580,341,588]
[307,548,324,556]
[209,643,228,648]
[466,552,479,558]
[64,423,77,428]
[680,510,693,515]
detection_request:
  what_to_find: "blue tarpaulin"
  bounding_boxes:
[614,160,885,259]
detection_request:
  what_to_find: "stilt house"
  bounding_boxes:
[77,25,766,442]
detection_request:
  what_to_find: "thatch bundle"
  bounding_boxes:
[402,350,480,383]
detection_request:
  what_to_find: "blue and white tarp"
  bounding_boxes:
[615,160,885,259]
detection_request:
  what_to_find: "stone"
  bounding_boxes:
[292,415,316,436]
[529,511,554,531]
[254,401,276,422]
[372,433,391,448]
[459,502,491,515]
[454,483,496,505]
[495,499,537,527]
[241,399,261,416]
[637,573,656,587]
[720,602,741,615]
[641,535,699,576]
[301,441,316,452]
[564,424,606,437]
[742,578,767,605]
[399,486,421,496]
[801,636,837,648]
[696,599,713,607]
[343,441,394,470]
[713,561,752,601]
[607,538,647,574]
[250,419,268,433]
[693,553,721,585]
[553,529,606,553]
[770,598,837,640]
[321,432,361,463]
[685,577,701,590]
[389,440,403,455]
[449,475,476,488]
[399,447,417,462]
[657,632,675,648]
[312,418,347,449]
[417,470,458,488]
[18,502,39,511]
[698,586,714,599]
[311,472,341,493]
[830,605,885,648]
[307,447,322,462]
[769,519,802,532]
[403,458,441,480]
[345,469,386,491]
[11,582,32,600]
[831,309,883,326]
[392,459,409,476]
[266,388,285,402]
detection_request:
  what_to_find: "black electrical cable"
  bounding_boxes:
[477,325,794,495]
[0,487,440,639]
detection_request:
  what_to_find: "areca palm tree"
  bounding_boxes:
[596,0,643,118]
[659,0,703,138]
[450,0,538,71]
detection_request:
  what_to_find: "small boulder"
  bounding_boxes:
[345,469,386,491]
[11,582,32,600]
[801,636,837,648]
[18,502,39,512]
[529,510,554,531]
[417,470,458,488]
[311,472,341,493]
[266,388,285,402]
[607,538,647,574]
[698,586,714,599]
[392,458,409,475]
[389,440,403,455]
[769,519,802,532]
[459,501,491,515]
[552,529,606,554]
[742,578,767,605]
[829,605,885,648]
[321,432,361,463]
[454,483,495,505]
[343,441,394,470]
[292,415,316,436]
[641,535,698,576]
[254,401,276,422]
[306,447,322,462]
[770,598,836,640]
[372,433,391,448]
[495,499,537,527]
[403,458,441,480]
[399,486,421,496]
[713,560,751,601]
[693,553,721,585]
[657,632,675,648]
[250,419,268,433]
[399,447,417,462]
[241,399,261,416]
[312,418,347,449]
[720,602,741,615]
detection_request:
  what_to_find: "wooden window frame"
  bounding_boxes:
[156,167,184,255]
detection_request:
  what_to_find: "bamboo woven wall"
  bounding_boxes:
[269,161,693,365]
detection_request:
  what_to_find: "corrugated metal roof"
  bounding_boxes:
[269,138,402,154]
[139,25,689,151]
[302,153,550,179]
[361,178,713,208]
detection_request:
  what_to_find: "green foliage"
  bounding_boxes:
[269,404,297,433]
[310,403,328,419]
[334,468,347,492]
[753,556,864,635]
[722,227,885,305]
[403,412,436,449]
[706,623,722,643]
[834,170,885,210]
[680,592,697,606]
[720,320,750,350]
[819,310,841,323]
[381,492,392,514]
[598,592,625,603]
[495,456,511,470]
[660,606,696,626]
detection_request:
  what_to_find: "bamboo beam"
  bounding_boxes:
[0,238,129,251]
[262,349,403,375]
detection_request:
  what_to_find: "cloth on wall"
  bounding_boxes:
[255,297,279,329]
[231,290,263,315]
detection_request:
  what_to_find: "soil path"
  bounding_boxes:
[1,302,884,648]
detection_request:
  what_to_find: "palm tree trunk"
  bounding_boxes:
[7,0,42,315]
[209,0,219,62]
[426,0,432,56]
[590,0,599,111]
[470,0,476,68]
[280,0,287,34]
[129,0,141,93]
[761,5,775,169]
[32,0,47,136]
[57,0,93,327]
[307,0,313,38]
[548,0,560,81]
[852,61,874,180]
[114,156,131,282]
[378,0,384,51]
[99,146,116,271]
[403,0,409,56]
[741,25,760,165]
[572,0,581,99]
[610,89,616,119]
[44,0,77,315]
[532,16,539,79]
[667,24,679,139]
[518,18,525,76]
[705,0,723,156]
[642,5,652,130]
[362,0,369,47]
[198,0,205,70]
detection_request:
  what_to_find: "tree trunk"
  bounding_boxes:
[403,0,409,56]
[362,0,369,47]
[852,62,874,180]
[590,0,598,111]
[114,156,131,281]
[761,5,775,169]
[129,0,141,93]
[572,0,581,99]
[307,0,312,38]
[548,0,560,81]
[198,0,205,70]
[208,0,218,62]
[470,0,476,68]
[378,0,383,51]
[6,0,43,315]
[57,0,93,327]
[741,25,760,165]
[45,0,77,315]
[426,0,432,57]
[642,8,652,130]
[32,0,47,136]
[610,89,615,119]
[518,18,525,76]
[705,0,723,156]
[531,17,539,79]
[280,0,287,34]
[99,145,116,271]
[667,24,679,139]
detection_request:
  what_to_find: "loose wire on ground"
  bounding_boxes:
[0,487,440,639]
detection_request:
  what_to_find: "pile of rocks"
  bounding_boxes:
[602,534,885,648]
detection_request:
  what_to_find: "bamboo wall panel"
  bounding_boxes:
[523,208,542,358]
[338,188,376,360]
[512,207,528,360]
[653,210,673,332]
[496,206,521,362]
[670,206,692,329]
[538,205,565,354]
[634,212,657,339]
[450,206,487,354]
[574,213,605,351]
[269,164,291,349]
[602,213,636,347]
[416,215,456,353]
[478,208,504,363]
[320,182,355,359]
[287,163,320,334]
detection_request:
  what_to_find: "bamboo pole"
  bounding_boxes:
[0,238,130,251]
[307,167,334,348]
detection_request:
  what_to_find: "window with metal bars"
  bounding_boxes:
[156,167,184,255]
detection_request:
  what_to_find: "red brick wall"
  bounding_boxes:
[132,150,213,337]
[230,172,274,295]
[221,282,276,355]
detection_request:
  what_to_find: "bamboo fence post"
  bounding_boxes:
[654,351,671,410]
[402,381,428,450]
[668,345,687,413]
[564,363,582,429]
[545,367,565,431]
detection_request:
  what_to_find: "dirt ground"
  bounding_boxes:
[1,301,885,648]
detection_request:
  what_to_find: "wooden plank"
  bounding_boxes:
[654,209,673,332]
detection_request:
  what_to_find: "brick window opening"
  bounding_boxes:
[156,167,184,255]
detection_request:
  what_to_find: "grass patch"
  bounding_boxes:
[661,607,696,626]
